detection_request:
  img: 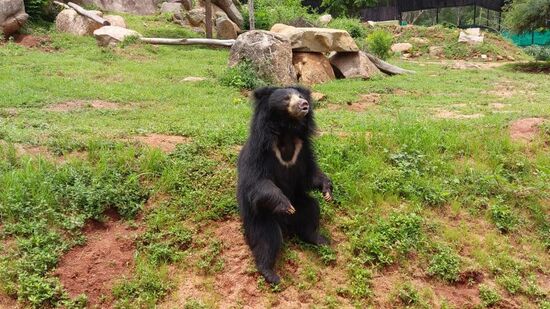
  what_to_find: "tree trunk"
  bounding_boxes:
[364,53,415,75]
[205,0,213,39]
[140,38,235,47]
[67,2,110,26]
[248,0,255,30]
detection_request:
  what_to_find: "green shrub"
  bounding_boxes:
[352,212,424,266]
[396,282,421,306]
[23,0,51,20]
[329,17,366,38]
[219,61,267,90]
[479,284,501,307]
[427,246,461,282]
[242,0,318,30]
[523,45,550,61]
[366,29,393,60]
[490,202,519,233]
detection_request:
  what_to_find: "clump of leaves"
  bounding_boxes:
[219,61,267,90]
[348,264,372,299]
[523,45,550,61]
[479,284,501,307]
[490,202,519,233]
[427,245,461,282]
[396,282,421,306]
[366,29,393,60]
[352,212,424,266]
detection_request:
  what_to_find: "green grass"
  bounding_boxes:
[1,17,549,308]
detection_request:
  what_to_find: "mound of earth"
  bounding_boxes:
[46,100,125,112]
[54,210,140,308]
[509,117,545,142]
[133,134,190,153]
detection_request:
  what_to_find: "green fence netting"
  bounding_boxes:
[502,30,550,46]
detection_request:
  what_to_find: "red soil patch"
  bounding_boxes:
[0,292,19,309]
[46,100,124,112]
[133,134,190,153]
[509,118,545,142]
[54,210,139,308]
[13,34,55,52]
[327,93,381,112]
[161,219,351,308]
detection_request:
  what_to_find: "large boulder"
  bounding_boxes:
[391,42,412,53]
[229,30,297,86]
[186,7,206,26]
[458,28,483,44]
[329,51,381,79]
[270,23,359,53]
[0,0,29,37]
[293,52,335,85]
[216,16,239,39]
[103,15,126,28]
[74,0,159,15]
[55,9,103,36]
[212,0,243,28]
[93,26,141,47]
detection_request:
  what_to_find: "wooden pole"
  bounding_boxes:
[140,38,235,47]
[205,0,213,39]
[248,0,255,30]
[67,2,110,26]
[53,1,70,9]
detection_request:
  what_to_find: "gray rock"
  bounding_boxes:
[182,0,193,10]
[73,0,157,15]
[318,14,332,26]
[428,45,444,57]
[391,43,412,53]
[293,52,335,85]
[329,51,381,79]
[93,26,141,47]
[228,31,297,86]
[160,2,182,14]
[0,0,29,36]
[103,15,126,28]
[270,23,358,53]
[55,9,103,36]
[216,16,239,39]
[212,0,243,28]
[458,28,483,44]
[186,7,205,26]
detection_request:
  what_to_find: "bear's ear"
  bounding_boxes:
[252,86,277,103]
[290,85,311,101]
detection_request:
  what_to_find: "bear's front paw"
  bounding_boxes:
[274,202,296,215]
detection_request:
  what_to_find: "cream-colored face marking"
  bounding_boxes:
[287,94,306,118]
[273,138,303,167]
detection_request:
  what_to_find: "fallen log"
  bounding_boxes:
[53,1,70,9]
[365,52,415,75]
[67,2,110,26]
[140,38,235,47]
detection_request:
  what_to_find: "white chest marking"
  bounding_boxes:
[273,138,303,167]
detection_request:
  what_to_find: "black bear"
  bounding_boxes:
[237,86,333,284]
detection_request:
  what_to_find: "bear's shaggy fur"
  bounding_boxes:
[237,86,333,284]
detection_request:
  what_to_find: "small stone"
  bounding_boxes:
[318,14,332,26]
[481,54,488,60]
[496,55,504,61]
[103,15,126,28]
[312,92,326,101]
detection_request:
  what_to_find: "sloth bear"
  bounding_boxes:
[237,86,333,284]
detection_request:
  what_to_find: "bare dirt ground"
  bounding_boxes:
[433,109,483,119]
[45,100,125,112]
[326,93,381,112]
[509,118,546,142]
[54,210,140,308]
[133,134,190,153]
[160,219,352,308]
[13,34,56,52]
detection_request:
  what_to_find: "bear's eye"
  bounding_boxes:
[284,95,291,100]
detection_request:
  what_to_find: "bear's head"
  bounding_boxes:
[253,86,312,120]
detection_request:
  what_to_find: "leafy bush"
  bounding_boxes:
[479,284,501,307]
[24,0,51,20]
[366,29,393,60]
[523,45,550,61]
[427,246,461,282]
[490,202,519,233]
[242,0,318,30]
[219,61,267,90]
[396,282,421,306]
[352,212,424,266]
[329,17,366,38]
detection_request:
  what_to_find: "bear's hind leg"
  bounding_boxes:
[291,195,329,245]
[245,216,283,284]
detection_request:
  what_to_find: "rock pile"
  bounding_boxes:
[229,24,381,86]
